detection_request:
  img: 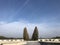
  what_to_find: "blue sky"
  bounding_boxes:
[0,0,60,38]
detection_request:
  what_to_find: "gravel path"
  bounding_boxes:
[26,41,40,45]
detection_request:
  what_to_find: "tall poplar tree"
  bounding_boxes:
[23,27,29,40]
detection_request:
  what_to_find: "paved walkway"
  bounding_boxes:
[26,41,40,45]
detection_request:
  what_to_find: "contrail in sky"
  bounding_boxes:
[14,0,30,16]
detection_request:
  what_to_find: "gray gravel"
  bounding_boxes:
[26,41,40,45]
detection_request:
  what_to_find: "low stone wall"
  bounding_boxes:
[38,39,60,43]
[0,39,60,45]
[0,39,27,45]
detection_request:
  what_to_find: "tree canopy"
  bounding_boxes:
[23,27,29,40]
[32,26,38,40]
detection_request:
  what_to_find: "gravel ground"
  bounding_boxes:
[26,41,40,45]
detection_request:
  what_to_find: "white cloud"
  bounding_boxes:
[0,21,60,38]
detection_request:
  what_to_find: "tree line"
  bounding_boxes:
[23,26,38,41]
